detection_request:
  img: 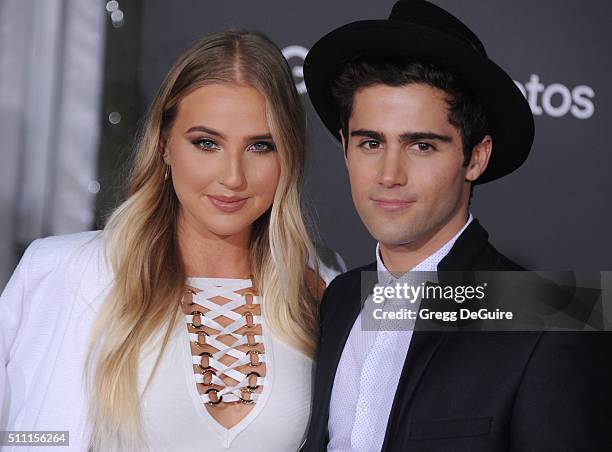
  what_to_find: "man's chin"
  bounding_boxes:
[367,226,417,247]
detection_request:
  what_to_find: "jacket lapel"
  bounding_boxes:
[381,331,446,450]
[313,263,377,448]
[438,218,490,272]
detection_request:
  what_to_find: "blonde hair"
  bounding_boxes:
[85,30,318,450]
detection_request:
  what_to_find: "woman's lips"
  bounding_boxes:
[207,195,248,213]
[372,198,415,212]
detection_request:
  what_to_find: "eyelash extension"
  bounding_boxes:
[191,139,277,153]
[192,138,218,152]
[248,141,277,153]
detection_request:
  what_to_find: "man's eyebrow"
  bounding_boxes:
[400,131,453,143]
[185,125,225,139]
[350,129,385,141]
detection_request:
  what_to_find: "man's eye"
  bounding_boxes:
[248,141,276,153]
[361,140,382,150]
[193,138,218,151]
[414,142,433,152]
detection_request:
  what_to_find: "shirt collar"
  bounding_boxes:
[376,213,473,274]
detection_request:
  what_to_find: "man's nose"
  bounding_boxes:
[377,146,407,188]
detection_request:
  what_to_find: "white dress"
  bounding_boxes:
[140,277,317,451]
[0,231,345,452]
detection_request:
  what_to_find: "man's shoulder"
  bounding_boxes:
[478,241,525,271]
[319,262,376,318]
[326,262,377,293]
[445,218,527,271]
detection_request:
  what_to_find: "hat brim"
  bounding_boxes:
[303,20,535,184]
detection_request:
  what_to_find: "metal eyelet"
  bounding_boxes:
[198,351,213,370]
[244,311,255,329]
[247,349,262,367]
[205,388,222,405]
[195,331,208,347]
[243,289,257,309]
[189,310,205,329]
[200,368,216,386]
[239,387,255,404]
[246,371,261,390]
[183,287,197,306]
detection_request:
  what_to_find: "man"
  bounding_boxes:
[302,1,611,450]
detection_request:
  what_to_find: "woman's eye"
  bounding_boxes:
[193,138,218,151]
[248,141,276,153]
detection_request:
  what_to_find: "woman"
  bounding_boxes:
[0,30,343,451]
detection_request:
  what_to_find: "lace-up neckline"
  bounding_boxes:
[181,277,266,406]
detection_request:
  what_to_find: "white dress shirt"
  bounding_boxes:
[327,214,473,452]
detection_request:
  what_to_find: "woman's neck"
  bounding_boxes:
[177,214,252,279]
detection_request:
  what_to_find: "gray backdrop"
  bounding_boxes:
[135,0,611,271]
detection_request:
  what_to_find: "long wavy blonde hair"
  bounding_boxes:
[85,30,318,450]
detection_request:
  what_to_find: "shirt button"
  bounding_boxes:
[359,400,368,412]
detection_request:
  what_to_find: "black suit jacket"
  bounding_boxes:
[303,219,612,451]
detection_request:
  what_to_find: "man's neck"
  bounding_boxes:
[379,212,471,274]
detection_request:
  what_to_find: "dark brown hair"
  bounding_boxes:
[331,56,489,165]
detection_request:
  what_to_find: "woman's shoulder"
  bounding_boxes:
[26,230,105,271]
[12,230,108,295]
[32,229,104,252]
[1,230,110,349]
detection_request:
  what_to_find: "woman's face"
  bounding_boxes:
[163,83,281,239]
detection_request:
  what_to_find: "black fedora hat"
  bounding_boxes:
[303,0,534,184]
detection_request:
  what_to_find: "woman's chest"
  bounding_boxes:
[139,320,314,451]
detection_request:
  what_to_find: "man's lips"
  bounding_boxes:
[207,195,248,212]
[372,198,415,212]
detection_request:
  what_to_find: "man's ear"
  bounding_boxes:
[466,134,492,182]
[339,129,348,167]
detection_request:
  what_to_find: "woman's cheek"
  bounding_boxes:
[181,156,219,194]
[250,156,281,192]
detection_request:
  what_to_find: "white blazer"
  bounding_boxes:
[0,231,344,451]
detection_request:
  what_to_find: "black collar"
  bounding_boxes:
[438,218,490,271]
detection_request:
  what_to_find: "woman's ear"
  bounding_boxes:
[160,136,171,164]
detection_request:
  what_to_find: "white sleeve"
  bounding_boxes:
[0,239,40,430]
[310,243,347,287]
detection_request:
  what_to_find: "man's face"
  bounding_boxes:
[343,83,483,250]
